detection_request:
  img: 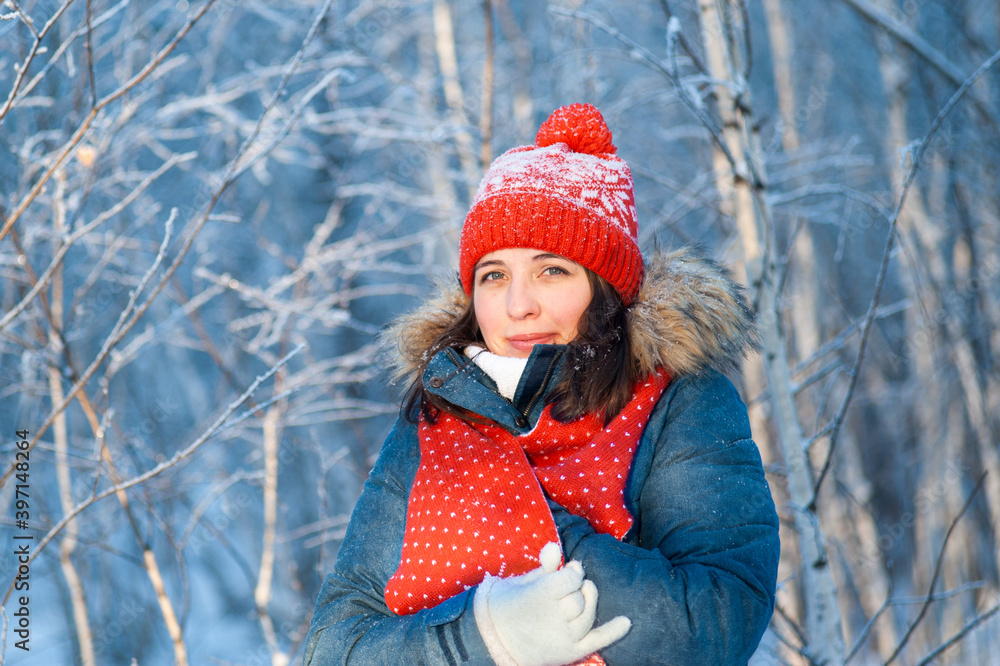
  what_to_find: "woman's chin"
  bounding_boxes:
[505,343,541,358]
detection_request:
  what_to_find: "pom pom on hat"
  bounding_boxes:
[535,102,617,155]
[460,103,643,304]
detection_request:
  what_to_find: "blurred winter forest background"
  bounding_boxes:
[1,0,999,663]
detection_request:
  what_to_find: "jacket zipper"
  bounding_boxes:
[443,347,563,425]
[519,349,563,420]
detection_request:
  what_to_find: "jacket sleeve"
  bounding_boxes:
[302,417,494,666]
[551,370,780,665]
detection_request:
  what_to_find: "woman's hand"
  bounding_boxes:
[473,542,631,666]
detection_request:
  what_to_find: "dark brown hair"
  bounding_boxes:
[403,270,639,427]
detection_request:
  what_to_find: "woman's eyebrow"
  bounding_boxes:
[532,253,569,262]
[474,259,506,272]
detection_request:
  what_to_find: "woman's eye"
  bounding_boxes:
[543,266,568,276]
[480,270,505,283]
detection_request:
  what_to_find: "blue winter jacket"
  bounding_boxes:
[303,250,781,665]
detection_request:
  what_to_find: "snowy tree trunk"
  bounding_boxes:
[696,1,846,663]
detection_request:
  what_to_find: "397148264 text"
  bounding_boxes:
[13,429,32,651]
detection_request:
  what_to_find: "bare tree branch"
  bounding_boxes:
[838,0,1000,129]
[0,209,176,487]
[549,7,746,181]
[812,47,1000,500]
[0,152,196,332]
[883,472,988,665]
[914,602,1000,666]
[2,343,305,605]
[0,0,76,122]
[0,0,220,243]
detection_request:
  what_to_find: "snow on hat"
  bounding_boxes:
[459,103,643,304]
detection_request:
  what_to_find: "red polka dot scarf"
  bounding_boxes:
[385,370,670,618]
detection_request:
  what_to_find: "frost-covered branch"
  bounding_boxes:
[2,342,305,606]
[812,47,1000,499]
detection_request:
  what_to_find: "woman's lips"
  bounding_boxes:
[507,333,555,351]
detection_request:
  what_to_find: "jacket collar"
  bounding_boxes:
[423,344,565,433]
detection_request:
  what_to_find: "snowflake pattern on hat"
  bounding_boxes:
[474,144,637,238]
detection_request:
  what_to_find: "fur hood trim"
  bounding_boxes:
[382,248,759,383]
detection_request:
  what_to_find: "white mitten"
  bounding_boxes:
[473,542,631,666]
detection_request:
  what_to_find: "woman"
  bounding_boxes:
[304,103,780,665]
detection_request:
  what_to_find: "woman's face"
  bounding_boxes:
[472,248,593,358]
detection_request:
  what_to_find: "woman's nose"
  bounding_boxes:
[506,278,539,320]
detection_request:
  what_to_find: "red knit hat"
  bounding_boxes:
[459,103,643,304]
